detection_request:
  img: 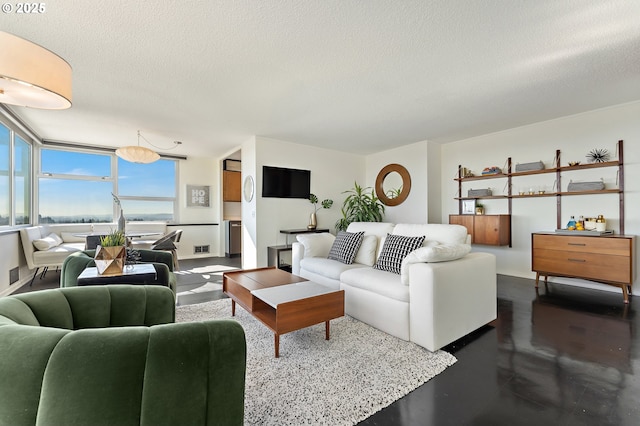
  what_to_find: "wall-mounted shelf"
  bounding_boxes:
[452,140,625,243]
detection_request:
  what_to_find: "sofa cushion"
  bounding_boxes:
[33,233,63,251]
[341,267,409,302]
[296,233,336,258]
[354,235,378,266]
[328,231,364,264]
[393,223,468,245]
[300,257,366,281]
[373,234,425,274]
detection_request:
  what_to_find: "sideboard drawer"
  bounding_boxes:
[533,248,631,284]
[533,234,631,256]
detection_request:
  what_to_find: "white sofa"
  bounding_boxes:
[291,222,497,352]
[19,222,168,284]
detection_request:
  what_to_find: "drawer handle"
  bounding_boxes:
[568,243,586,246]
[568,258,586,263]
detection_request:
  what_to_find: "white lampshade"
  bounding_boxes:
[115,146,160,164]
[0,31,72,109]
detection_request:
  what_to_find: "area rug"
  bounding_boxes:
[176,299,457,425]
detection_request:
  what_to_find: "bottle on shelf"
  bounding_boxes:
[576,215,585,230]
[596,215,606,232]
[566,216,577,230]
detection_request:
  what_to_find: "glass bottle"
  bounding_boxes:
[567,216,577,230]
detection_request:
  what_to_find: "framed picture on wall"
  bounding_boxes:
[187,185,210,207]
[462,199,476,215]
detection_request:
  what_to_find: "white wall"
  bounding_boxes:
[249,137,365,267]
[241,137,258,269]
[175,155,222,259]
[365,141,430,224]
[441,101,640,294]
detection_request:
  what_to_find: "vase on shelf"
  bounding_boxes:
[307,212,317,230]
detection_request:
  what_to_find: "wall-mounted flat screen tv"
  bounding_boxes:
[262,166,311,199]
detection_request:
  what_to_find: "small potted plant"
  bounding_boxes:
[308,194,333,229]
[94,229,126,275]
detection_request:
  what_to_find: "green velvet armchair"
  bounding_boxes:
[60,249,177,294]
[0,285,246,426]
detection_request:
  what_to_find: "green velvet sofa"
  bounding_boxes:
[60,249,177,294]
[0,285,246,426]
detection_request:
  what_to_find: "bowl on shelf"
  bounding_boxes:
[568,161,581,166]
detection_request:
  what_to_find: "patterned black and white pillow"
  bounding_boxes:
[374,234,426,274]
[327,231,365,264]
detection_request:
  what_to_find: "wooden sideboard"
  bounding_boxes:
[531,232,636,303]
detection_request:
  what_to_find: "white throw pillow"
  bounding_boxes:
[296,233,336,258]
[400,243,472,284]
[32,233,63,251]
[354,235,378,266]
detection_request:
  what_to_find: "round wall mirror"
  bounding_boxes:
[375,164,411,206]
[243,175,254,202]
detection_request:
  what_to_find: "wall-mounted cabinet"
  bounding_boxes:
[452,140,625,244]
[450,214,511,246]
[223,170,241,202]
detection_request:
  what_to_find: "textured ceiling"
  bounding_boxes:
[1,0,639,158]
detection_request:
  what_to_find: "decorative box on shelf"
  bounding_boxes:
[515,161,544,172]
[468,188,492,197]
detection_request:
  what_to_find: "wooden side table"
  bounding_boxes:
[267,228,330,271]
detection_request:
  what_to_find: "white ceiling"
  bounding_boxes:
[2,1,639,158]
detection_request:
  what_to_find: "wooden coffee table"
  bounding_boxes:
[222,267,344,357]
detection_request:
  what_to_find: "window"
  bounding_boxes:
[38,148,177,224]
[0,121,32,227]
[14,135,31,224]
[116,158,176,222]
[38,149,113,223]
[0,125,8,226]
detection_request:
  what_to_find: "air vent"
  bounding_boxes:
[194,245,210,254]
[9,267,19,285]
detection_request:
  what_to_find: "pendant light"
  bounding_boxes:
[0,31,72,109]
[116,130,181,164]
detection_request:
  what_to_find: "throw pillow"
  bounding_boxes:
[296,233,336,258]
[373,233,425,274]
[32,233,63,251]
[354,235,378,266]
[327,231,365,264]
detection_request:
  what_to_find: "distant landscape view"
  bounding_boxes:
[37,213,173,224]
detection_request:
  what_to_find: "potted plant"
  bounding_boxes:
[335,182,385,231]
[308,194,333,229]
[94,229,126,275]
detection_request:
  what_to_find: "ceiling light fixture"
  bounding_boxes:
[115,130,182,164]
[0,31,72,109]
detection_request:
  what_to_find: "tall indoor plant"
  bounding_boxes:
[335,182,385,231]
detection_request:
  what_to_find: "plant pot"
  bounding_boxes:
[307,212,317,230]
[94,245,126,276]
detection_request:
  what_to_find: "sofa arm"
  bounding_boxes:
[291,242,305,275]
[23,320,246,426]
[408,252,496,351]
